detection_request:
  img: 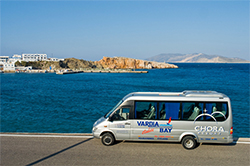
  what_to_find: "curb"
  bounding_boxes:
[0,132,92,136]
[1,133,249,144]
[0,133,93,138]
[233,137,250,144]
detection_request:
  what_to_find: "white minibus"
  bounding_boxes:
[92,91,233,149]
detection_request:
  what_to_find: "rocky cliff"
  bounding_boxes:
[60,58,94,69]
[16,57,178,70]
[95,57,178,69]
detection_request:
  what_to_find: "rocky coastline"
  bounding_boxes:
[13,56,178,71]
[95,57,178,69]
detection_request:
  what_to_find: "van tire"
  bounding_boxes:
[101,133,115,146]
[181,136,197,150]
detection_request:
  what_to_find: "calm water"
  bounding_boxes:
[1,63,249,137]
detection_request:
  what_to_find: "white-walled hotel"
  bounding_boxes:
[22,54,47,61]
[0,54,64,71]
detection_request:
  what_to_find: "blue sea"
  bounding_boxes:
[1,63,249,137]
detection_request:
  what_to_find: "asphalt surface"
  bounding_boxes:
[1,134,249,166]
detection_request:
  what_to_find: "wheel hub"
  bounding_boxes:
[185,140,194,148]
[104,136,111,144]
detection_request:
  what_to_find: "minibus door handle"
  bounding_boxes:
[125,122,130,125]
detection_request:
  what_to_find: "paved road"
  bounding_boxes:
[1,135,249,166]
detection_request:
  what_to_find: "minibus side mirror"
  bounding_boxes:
[108,116,114,122]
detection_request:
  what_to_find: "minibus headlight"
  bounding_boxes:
[92,127,98,132]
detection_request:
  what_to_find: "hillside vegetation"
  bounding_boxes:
[15,58,97,70]
[15,57,178,70]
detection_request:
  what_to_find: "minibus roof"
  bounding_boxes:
[123,90,229,101]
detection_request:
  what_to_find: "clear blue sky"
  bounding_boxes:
[1,0,249,61]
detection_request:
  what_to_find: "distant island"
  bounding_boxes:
[14,56,178,71]
[146,53,250,63]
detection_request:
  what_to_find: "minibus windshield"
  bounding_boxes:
[104,100,123,118]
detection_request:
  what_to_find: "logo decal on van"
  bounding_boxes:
[195,126,225,135]
[138,135,154,140]
[159,117,172,127]
[159,117,173,133]
[115,124,125,128]
[160,127,172,133]
[137,121,159,127]
[137,118,173,133]
[193,109,226,124]
[142,128,154,134]
[155,135,174,140]
[200,137,217,141]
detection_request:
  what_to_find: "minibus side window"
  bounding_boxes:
[182,102,203,120]
[205,102,228,121]
[105,100,123,118]
[135,101,157,119]
[111,107,130,121]
[159,102,180,120]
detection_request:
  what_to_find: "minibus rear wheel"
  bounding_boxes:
[181,136,197,150]
[101,133,115,146]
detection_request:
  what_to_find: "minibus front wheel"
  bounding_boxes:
[181,136,197,150]
[101,133,115,146]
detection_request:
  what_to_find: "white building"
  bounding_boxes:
[13,54,22,60]
[0,56,9,63]
[0,55,25,71]
[0,56,9,70]
[8,58,20,64]
[3,62,15,71]
[0,55,22,71]
[22,54,47,61]
[0,53,64,71]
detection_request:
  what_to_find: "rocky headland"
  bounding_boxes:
[15,57,178,70]
[95,57,178,69]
